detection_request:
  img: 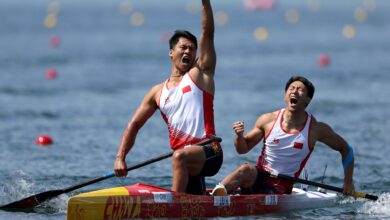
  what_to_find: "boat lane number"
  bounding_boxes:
[152,192,173,203]
[214,196,231,206]
[265,195,278,205]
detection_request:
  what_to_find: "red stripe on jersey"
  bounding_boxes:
[203,91,216,137]
[169,128,201,150]
[264,109,282,141]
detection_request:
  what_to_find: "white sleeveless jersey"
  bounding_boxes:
[158,73,215,150]
[258,109,313,177]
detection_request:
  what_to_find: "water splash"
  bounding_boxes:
[0,170,68,214]
[36,194,69,214]
[359,193,390,216]
[338,195,365,205]
[0,170,35,204]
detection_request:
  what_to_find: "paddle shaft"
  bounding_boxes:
[264,171,378,201]
[1,136,222,209]
[64,136,221,193]
[63,151,173,193]
[0,152,175,210]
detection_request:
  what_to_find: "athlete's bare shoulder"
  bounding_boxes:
[143,82,165,105]
[151,82,164,93]
[255,110,280,129]
[261,110,279,123]
[312,119,333,137]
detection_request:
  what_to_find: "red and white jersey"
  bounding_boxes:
[258,109,313,177]
[158,73,216,150]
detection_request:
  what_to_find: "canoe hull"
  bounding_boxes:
[67,183,336,219]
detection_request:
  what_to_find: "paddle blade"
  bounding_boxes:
[354,192,378,201]
[1,189,64,209]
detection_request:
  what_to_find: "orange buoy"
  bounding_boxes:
[35,134,53,145]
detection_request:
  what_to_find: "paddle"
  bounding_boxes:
[263,170,378,201]
[1,136,222,210]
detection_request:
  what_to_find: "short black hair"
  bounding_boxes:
[169,29,197,50]
[285,76,315,99]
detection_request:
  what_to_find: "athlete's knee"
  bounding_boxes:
[234,164,256,188]
[172,149,187,164]
[236,164,256,178]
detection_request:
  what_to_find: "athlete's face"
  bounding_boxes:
[169,37,197,74]
[284,81,311,112]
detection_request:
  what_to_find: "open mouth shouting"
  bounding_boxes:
[181,56,191,64]
[290,97,298,107]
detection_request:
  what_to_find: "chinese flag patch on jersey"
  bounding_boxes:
[293,142,303,149]
[182,85,192,94]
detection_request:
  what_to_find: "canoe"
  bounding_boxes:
[67,182,337,219]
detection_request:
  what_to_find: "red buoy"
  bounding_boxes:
[35,135,53,146]
[318,54,330,67]
[49,35,61,48]
[45,68,58,79]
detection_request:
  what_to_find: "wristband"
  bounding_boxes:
[342,144,354,171]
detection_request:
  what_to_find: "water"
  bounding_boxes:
[1,0,389,219]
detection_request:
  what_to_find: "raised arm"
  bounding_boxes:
[198,0,216,76]
[317,122,355,195]
[189,0,216,95]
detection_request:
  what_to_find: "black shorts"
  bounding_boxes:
[185,143,223,195]
[240,169,292,194]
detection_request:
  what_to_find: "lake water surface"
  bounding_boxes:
[1,0,390,219]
